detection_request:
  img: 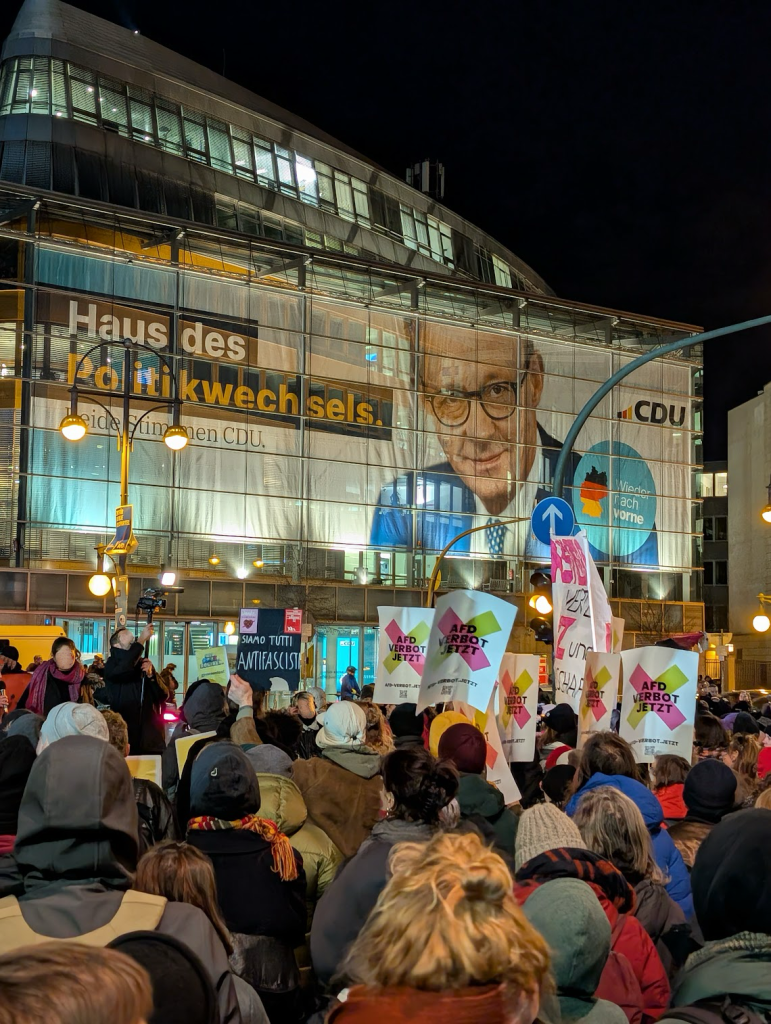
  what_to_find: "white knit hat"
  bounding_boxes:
[315,700,366,749]
[37,702,110,754]
[514,802,584,872]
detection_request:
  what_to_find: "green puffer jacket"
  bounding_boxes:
[256,773,343,927]
[659,933,771,1023]
[456,772,519,857]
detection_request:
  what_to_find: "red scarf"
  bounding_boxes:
[25,658,85,715]
[187,814,298,881]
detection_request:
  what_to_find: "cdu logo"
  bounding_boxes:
[617,400,686,427]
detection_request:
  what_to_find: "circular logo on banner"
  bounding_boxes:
[573,441,656,557]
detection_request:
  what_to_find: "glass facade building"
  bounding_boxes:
[0,0,704,688]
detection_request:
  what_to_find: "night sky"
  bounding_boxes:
[5,0,771,459]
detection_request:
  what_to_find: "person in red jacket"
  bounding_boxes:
[514,803,669,1024]
[651,755,690,826]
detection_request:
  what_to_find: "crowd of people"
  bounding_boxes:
[0,634,771,1024]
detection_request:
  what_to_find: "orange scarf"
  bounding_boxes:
[187,814,298,881]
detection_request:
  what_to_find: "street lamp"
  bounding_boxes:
[762,477,771,524]
[88,544,112,597]
[59,337,187,625]
[753,594,771,633]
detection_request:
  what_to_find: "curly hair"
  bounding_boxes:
[358,700,395,755]
[341,831,551,996]
[726,733,761,782]
[382,747,458,825]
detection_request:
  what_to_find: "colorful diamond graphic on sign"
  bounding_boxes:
[500,668,535,729]
[434,606,503,671]
[626,662,688,730]
[581,664,611,721]
[383,617,431,674]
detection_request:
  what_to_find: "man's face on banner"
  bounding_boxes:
[421,324,544,515]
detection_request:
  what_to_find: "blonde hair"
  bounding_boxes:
[573,785,665,885]
[341,831,550,996]
[135,840,233,955]
[102,710,129,755]
[359,700,395,755]
[0,942,152,1024]
[727,734,761,781]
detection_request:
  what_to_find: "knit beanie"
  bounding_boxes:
[542,703,577,738]
[388,703,424,739]
[732,711,760,736]
[315,700,366,749]
[683,758,737,823]
[691,808,771,941]
[428,710,470,757]
[190,742,261,819]
[515,802,584,872]
[37,702,109,754]
[438,722,487,775]
[542,764,577,807]
[243,743,293,778]
[0,736,36,835]
[5,712,44,750]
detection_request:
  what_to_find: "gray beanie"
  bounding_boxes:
[243,744,293,778]
[514,802,584,873]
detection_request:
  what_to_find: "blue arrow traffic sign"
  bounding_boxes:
[531,496,575,546]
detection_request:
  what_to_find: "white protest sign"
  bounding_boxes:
[497,653,540,762]
[457,693,521,805]
[619,647,698,762]
[415,589,516,713]
[551,532,612,712]
[373,606,434,704]
[578,652,620,748]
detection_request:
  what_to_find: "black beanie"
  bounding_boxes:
[692,808,771,941]
[733,711,760,736]
[683,759,737,823]
[0,736,36,834]
[108,931,216,1024]
[542,764,576,806]
[389,703,424,739]
[189,741,261,820]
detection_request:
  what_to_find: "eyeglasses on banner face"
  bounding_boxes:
[428,373,527,427]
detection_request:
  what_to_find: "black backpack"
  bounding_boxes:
[667,997,770,1024]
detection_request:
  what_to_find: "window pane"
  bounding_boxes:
[352,179,370,224]
[335,172,354,220]
[714,472,728,497]
[99,81,128,134]
[70,68,98,124]
[703,517,714,541]
[155,102,183,154]
[715,516,727,541]
[276,155,295,190]
[700,472,713,497]
[715,561,728,585]
[231,131,254,177]
[207,119,232,172]
[703,562,714,585]
[183,112,207,161]
[129,98,154,141]
[295,155,317,204]
[52,59,67,117]
[0,59,16,115]
[254,141,276,185]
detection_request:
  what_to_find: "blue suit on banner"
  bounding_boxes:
[371,423,658,565]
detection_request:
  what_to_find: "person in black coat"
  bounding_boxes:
[102,624,166,755]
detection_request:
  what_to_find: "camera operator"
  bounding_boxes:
[102,623,167,754]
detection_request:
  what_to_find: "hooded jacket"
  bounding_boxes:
[455,773,518,856]
[515,846,670,1024]
[633,878,695,980]
[522,878,627,1024]
[655,784,687,825]
[310,817,435,989]
[103,642,167,755]
[291,751,382,860]
[566,773,693,917]
[186,743,307,948]
[161,681,229,791]
[0,735,239,1023]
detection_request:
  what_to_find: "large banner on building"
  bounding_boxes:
[27,285,694,574]
[415,590,516,713]
[373,605,434,705]
[619,647,698,762]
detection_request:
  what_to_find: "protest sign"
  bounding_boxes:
[195,645,230,687]
[457,693,521,805]
[236,608,302,691]
[373,606,434,704]
[578,652,620,747]
[497,653,540,762]
[551,532,612,712]
[619,647,698,762]
[125,755,162,787]
[415,589,516,713]
[612,617,625,654]
[175,730,217,776]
